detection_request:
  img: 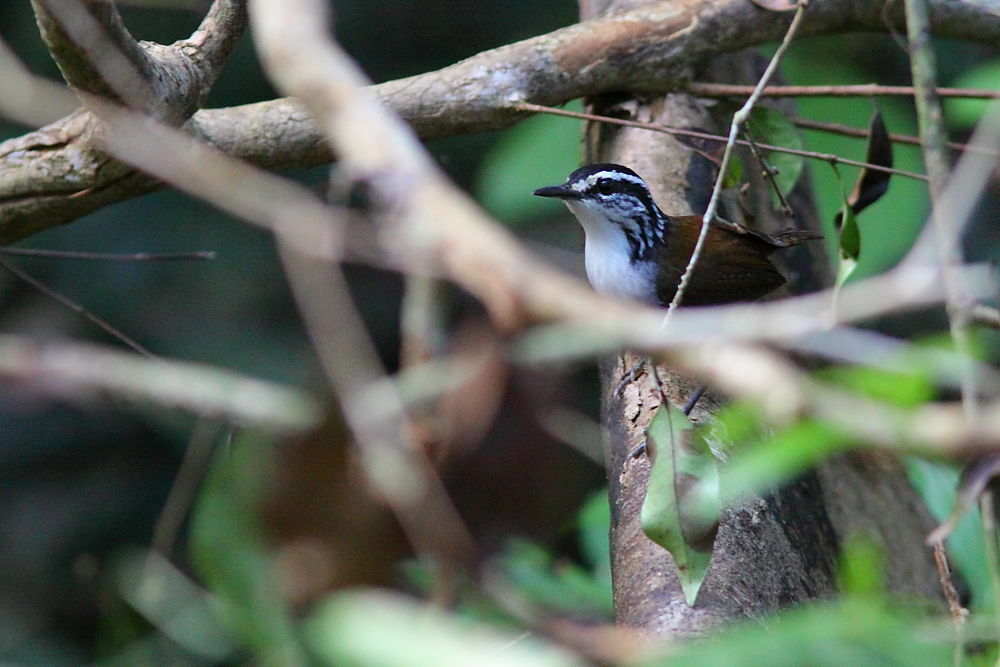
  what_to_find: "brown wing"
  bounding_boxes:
[654,218,788,306]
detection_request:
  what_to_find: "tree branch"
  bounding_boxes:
[3,0,999,243]
[688,82,1000,98]
[0,334,322,432]
[30,0,246,121]
[31,0,154,106]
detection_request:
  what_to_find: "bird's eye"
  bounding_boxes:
[595,180,616,195]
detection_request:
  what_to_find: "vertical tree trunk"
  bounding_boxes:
[580,0,945,636]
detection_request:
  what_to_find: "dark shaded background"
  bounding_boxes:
[2,1,998,662]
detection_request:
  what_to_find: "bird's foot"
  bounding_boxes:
[614,358,648,399]
[683,385,707,415]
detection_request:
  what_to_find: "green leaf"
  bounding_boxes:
[641,406,720,605]
[306,590,584,667]
[722,153,745,189]
[834,253,858,293]
[496,539,613,620]
[723,419,849,500]
[747,106,805,200]
[837,535,886,599]
[817,365,934,408]
[945,58,1000,128]
[830,164,861,292]
[475,101,583,224]
[845,110,893,217]
[640,597,951,666]
[189,433,306,664]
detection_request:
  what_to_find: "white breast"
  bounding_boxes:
[565,200,658,304]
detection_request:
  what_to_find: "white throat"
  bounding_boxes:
[565,200,658,304]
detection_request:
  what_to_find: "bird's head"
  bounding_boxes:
[533,163,667,260]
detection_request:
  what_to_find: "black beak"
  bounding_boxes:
[532,184,580,200]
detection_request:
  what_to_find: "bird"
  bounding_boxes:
[533,163,819,308]
[534,163,820,413]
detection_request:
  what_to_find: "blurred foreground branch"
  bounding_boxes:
[0,334,323,432]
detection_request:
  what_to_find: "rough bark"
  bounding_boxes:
[583,1,944,636]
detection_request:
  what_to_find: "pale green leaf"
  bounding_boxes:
[306,590,584,667]
[189,434,306,664]
[641,406,719,605]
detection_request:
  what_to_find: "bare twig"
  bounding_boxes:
[0,36,78,127]
[514,102,927,182]
[83,96,345,261]
[905,0,977,419]
[513,262,993,362]
[688,82,1000,99]
[0,258,158,360]
[970,304,1000,330]
[791,115,999,158]
[401,277,447,369]
[151,420,225,559]
[930,541,968,665]
[980,493,1000,650]
[0,334,322,431]
[743,124,794,216]
[0,248,216,261]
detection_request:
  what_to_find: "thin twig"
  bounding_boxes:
[905,0,978,420]
[0,334,322,431]
[688,82,1000,99]
[743,124,793,216]
[514,102,927,182]
[970,304,1000,330]
[791,115,999,158]
[931,541,968,665]
[151,419,224,559]
[980,492,1000,656]
[663,0,811,325]
[0,258,158,360]
[0,247,217,261]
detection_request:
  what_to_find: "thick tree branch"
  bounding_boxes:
[31,0,154,106]
[30,0,246,121]
[3,0,999,243]
[180,0,250,87]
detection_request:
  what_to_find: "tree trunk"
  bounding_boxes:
[581,0,944,636]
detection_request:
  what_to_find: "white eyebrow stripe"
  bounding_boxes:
[569,170,647,192]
